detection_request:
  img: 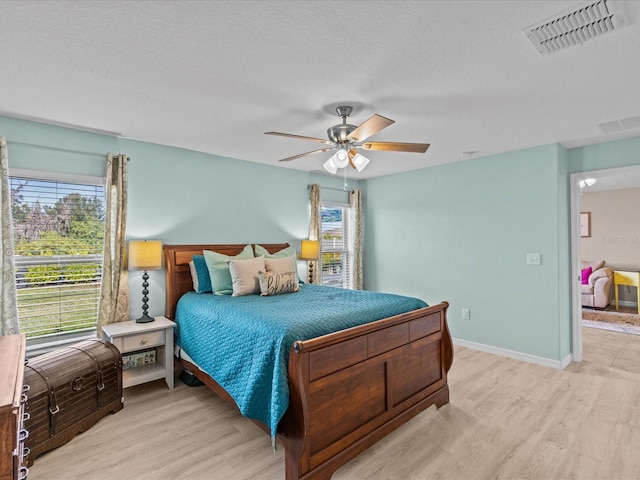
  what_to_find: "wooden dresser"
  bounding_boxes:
[0,334,28,480]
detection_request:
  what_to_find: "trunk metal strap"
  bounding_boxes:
[25,363,58,437]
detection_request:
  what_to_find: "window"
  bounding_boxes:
[320,203,353,289]
[10,170,105,340]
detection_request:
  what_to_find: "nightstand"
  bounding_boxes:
[102,316,176,389]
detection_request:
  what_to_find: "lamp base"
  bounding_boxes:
[135,313,155,323]
[307,261,314,284]
[136,270,154,323]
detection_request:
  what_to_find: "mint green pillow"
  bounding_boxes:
[203,245,254,295]
[254,244,297,258]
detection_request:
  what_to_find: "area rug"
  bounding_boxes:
[582,305,640,335]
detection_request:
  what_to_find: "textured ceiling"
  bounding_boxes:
[1,0,640,179]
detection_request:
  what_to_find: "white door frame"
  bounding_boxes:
[570,164,640,362]
[570,172,583,362]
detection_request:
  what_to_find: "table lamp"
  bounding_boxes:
[299,239,320,284]
[128,239,162,323]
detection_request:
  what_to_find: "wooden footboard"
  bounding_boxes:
[164,244,453,480]
[280,301,452,479]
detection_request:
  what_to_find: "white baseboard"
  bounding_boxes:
[614,300,637,308]
[452,337,573,370]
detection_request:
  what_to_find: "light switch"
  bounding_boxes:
[527,253,541,265]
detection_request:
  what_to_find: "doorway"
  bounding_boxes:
[570,164,640,362]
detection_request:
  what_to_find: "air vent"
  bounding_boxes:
[524,0,628,55]
[597,115,640,134]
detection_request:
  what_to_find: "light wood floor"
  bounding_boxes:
[28,327,640,480]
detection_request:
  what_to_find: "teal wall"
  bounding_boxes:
[364,145,566,360]
[0,117,119,177]
[3,114,639,362]
[1,116,358,321]
[568,136,640,173]
[365,138,640,362]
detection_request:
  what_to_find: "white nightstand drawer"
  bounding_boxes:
[122,329,165,352]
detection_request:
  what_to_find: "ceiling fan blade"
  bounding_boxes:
[347,114,395,142]
[265,131,334,145]
[361,141,430,153]
[277,147,334,162]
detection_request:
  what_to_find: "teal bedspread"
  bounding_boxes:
[175,283,427,437]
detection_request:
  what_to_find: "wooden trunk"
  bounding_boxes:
[23,339,123,466]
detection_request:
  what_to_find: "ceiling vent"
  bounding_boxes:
[597,115,640,134]
[523,0,628,55]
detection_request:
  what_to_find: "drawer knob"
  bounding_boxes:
[140,338,148,345]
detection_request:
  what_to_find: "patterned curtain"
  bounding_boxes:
[308,184,322,284]
[349,189,363,290]
[98,153,129,333]
[0,137,19,335]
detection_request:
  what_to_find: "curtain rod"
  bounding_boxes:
[307,184,352,193]
[6,140,129,160]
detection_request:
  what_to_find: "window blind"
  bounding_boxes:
[10,174,105,338]
[320,203,353,289]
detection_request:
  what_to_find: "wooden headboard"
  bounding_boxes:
[163,243,291,320]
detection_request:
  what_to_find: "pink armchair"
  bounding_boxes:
[581,260,613,309]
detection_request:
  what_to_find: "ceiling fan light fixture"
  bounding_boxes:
[350,152,370,172]
[323,157,338,174]
[331,149,349,168]
[267,105,430,166]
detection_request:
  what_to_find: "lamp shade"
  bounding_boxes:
[128,240,163,270]
[323,157,338,174]
[299,240,320,260]
[350,152,370,172]
[332,149,349,168]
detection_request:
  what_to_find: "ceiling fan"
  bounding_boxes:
[265,106,430,174]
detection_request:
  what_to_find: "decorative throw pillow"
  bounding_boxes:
[228,256,266,296]
[188,254,212,293]
[203,245,254,295]
[259,270,300,296]
[581,260,605,272]
[264,256,299,283]
[581,267,592,285]
[254,244,297,258]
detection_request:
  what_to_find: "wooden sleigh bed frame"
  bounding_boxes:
[164,243,453,480]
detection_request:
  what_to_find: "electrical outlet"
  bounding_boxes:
[527,253,541,265]
[462,308,470,320]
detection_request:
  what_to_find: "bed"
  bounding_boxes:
[164,243,453,480]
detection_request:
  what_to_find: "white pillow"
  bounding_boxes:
[265,256,297,275]
[228,256,266,297]
[188,260,199,291]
